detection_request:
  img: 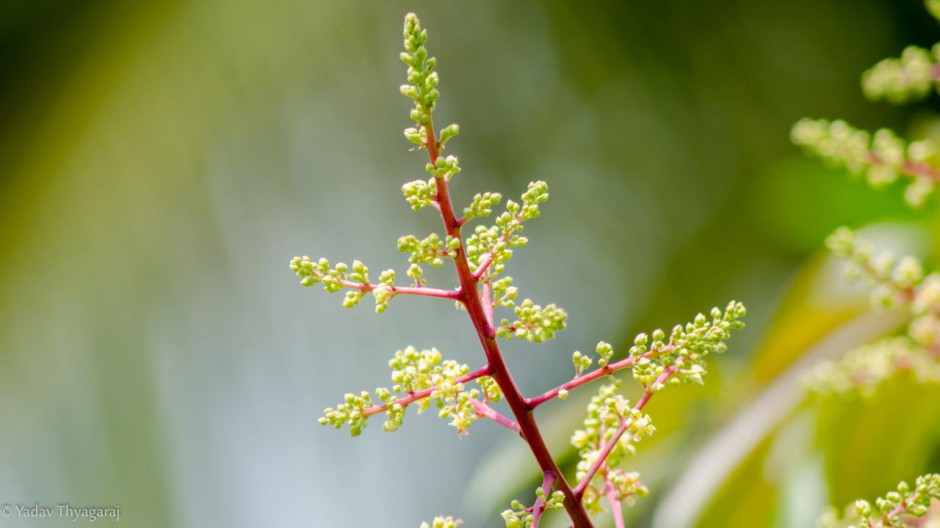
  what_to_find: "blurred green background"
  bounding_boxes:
[2,0,940,526]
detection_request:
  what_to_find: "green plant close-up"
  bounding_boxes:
[295,4,940,526]
[6,1,940,527]
[293,14,745,527]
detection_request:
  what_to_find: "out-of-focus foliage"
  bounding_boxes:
[1,0,939,527]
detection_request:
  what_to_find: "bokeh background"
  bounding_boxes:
[2,0,940,526]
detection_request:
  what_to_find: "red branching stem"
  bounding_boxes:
[604,480,626,528]
[573,366,677,499]
[867,152,940,183]
[530,471,558,528]
[338,278,460,300]
[472,253,496,281]
[470,398,521,434]
[361,365,491,418]
[481,282,495,326]
[470,216,520,281]
[422,121,594,528]
[525,346,676,410]
[879,492,924,527]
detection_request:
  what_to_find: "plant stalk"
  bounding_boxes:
[423,122,594,527]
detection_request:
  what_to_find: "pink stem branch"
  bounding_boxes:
[530,471,557,528]
[470,211,524,281]
[361,365,491,418]
[525,346,676,410]
[573,366,677,499]
[604,480,625,528]
[481,282,494,326]
[867,152,940,184]
[470,398,521,434]
[339,278,460,300]
[878,491,927,527]
[472,253,496,281]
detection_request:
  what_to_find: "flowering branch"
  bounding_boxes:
[790,118,939,207]
[573,367,674,499]
[296,12,746,527]
[530,471,558,528]
[360,365,490,418]
[341,279,458,301]
[525,346,675,410]
[820,475,940,528]
[793,5,940,524]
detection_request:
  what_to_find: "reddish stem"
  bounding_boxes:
[573,367,677,499]
[470,213,522,281]
[338,278,459,300]
[422,121,594,527]
[604,480,625,528]
[472,253,496,281]
[525,346,676,410]
[361,365,490,418]
[481,282,495,327]
[470,398,520,434]
[530,471,558,528]
[878,491,923,527]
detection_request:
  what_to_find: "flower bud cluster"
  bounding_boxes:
[628,302,746,388]
[496,298,568,343]
[401,178,438,210]
[491,277,519,309]
[398,232,457,268]
[499,489,565,528]
[465,181,548,280]
[426,155,461,182]
[386,346,482,434]
[791,119,938,206]
[826,227,925,309]
[290,256,396,311]
[827,228,940,347]
[806,337,940,397]
[571,342,615,376]
[320,346,498,436]
[477,375,504,403]
[290,255,395,313]
[290,256,369,291]
[862,45,939,103]
[400,14,437,127]
[464,192,503,220]
[318,391,374,437]
[400,13,460,156]
[808,229,940,397]
[571,381,653,515]
[820,474,940,527]
[419,516,461,528]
